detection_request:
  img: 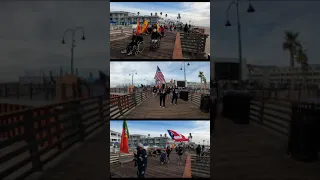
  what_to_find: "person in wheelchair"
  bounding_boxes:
[121,29,144,55]
[150,29,161,49]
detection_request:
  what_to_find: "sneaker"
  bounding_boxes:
[127,51,132,55]
[121,49,127,54]
[163,106,165,108]
[175,104,177,105]
[170,103,172,104]
[160,106,162,107]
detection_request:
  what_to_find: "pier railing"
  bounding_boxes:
[190,154,210,178]
[0,83,107,101]
[179,32,209,58]
[0,95,109,180]
[110,92,147,119]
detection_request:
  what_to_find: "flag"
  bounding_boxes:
[141,19,149,33]
[154,66,166,84]
[156,21,160,32]
[136,19,142,34]
[167,130,189,142]
[120,120,130,153]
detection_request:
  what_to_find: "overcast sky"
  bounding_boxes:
[110,2,210,27]
[212,1,320,66]
[110,120,210,145]
[110,61,210,87]
[0,2,110,82]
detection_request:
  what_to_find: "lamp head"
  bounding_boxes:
[180,68,182,70]
[247,4,255,13]
[82,36,86,40]
[61,39,65,44]
[225,20,231,27]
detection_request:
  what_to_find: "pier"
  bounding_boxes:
[110,30,209,59]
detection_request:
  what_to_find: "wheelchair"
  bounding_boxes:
[132,41,145,55]
[150,38,161,51]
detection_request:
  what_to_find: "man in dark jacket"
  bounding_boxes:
[121,30,143,55]
[136,143,148,178]
[166,146,172,163]
[171,85,179,105]
[196,145,201,157]
[159,84,167,108]
[176,144,184,166]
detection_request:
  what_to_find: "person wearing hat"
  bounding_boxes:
[176,143,184,166]
[136,143,148,178]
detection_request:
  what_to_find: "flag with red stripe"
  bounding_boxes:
[154,66,166,85]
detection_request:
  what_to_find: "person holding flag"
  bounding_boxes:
[121,20,143,55]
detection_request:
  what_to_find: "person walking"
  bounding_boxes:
[152,86,157,99]
[159,84,167,108]
[166,146,172,163]
[176,143,184,166]
[171,85,179,105]
[136,143,148,178]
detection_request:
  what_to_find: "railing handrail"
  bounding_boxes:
[183,155,192,178]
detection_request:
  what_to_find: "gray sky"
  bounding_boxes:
[0,2,110,82]
[212,1,320,66]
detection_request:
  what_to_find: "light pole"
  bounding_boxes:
[180,61,190,87]
[203,140,205,146]
[61,27,86,75]
[225,0,255,81]
[129,70,137,86]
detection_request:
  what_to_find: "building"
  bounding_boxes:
[247,64,320,88]
[110,11,166,25]
[129,134,171,147]
[212,57,248,81]
[110,130,121,144]
[187,81,210,89]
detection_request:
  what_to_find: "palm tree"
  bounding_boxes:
[137,12,140,16]
[198,71,204,92]
[160,12,162,16]
[282,31,302,89]
[203,76,207,91]
[296,46,309,88]
[151,13,153,16]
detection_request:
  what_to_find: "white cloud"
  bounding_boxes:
[110,121,211,145]
[110,2,210,27]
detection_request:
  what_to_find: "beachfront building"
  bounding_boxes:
[110,130,121,144]
[129,134,171,147]
[110,11,165,25]
[247,64,320,89]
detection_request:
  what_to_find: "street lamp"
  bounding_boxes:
[224,0,255,81]
[129,70,137,86]
[180,61,190,88]
[61,27,86,75]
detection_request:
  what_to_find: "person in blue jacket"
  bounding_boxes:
[136,143,148,178]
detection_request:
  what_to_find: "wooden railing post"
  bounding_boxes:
[29,83,33,100]
[141,92,143,101]
[133,93,137,106]
[4,84,8,97]
[259,97,265,123]
[99,96,104,125]
[117,96,123,116]
[74,100,84,141]
[24,110,43,171]
[16,83,20,99]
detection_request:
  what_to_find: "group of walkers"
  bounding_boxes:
[152,84,180,108]
[133,143,186,178]
[183,23,192,38]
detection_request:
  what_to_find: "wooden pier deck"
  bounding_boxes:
[122,97,210,119]
[110,153,186,178]
[211,117,320,179]
[110,32,176,59]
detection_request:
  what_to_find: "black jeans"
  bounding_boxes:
[171,94,178,104]
[137,168,146,178]
[127,41,137,52]
[160,95,165,107]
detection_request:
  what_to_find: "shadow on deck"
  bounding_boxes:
[111,153,186,178]
[212,116,320,179]
[110,32,176,59]
[123,97,209,119]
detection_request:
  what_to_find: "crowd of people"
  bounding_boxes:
[121,23,167,56]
